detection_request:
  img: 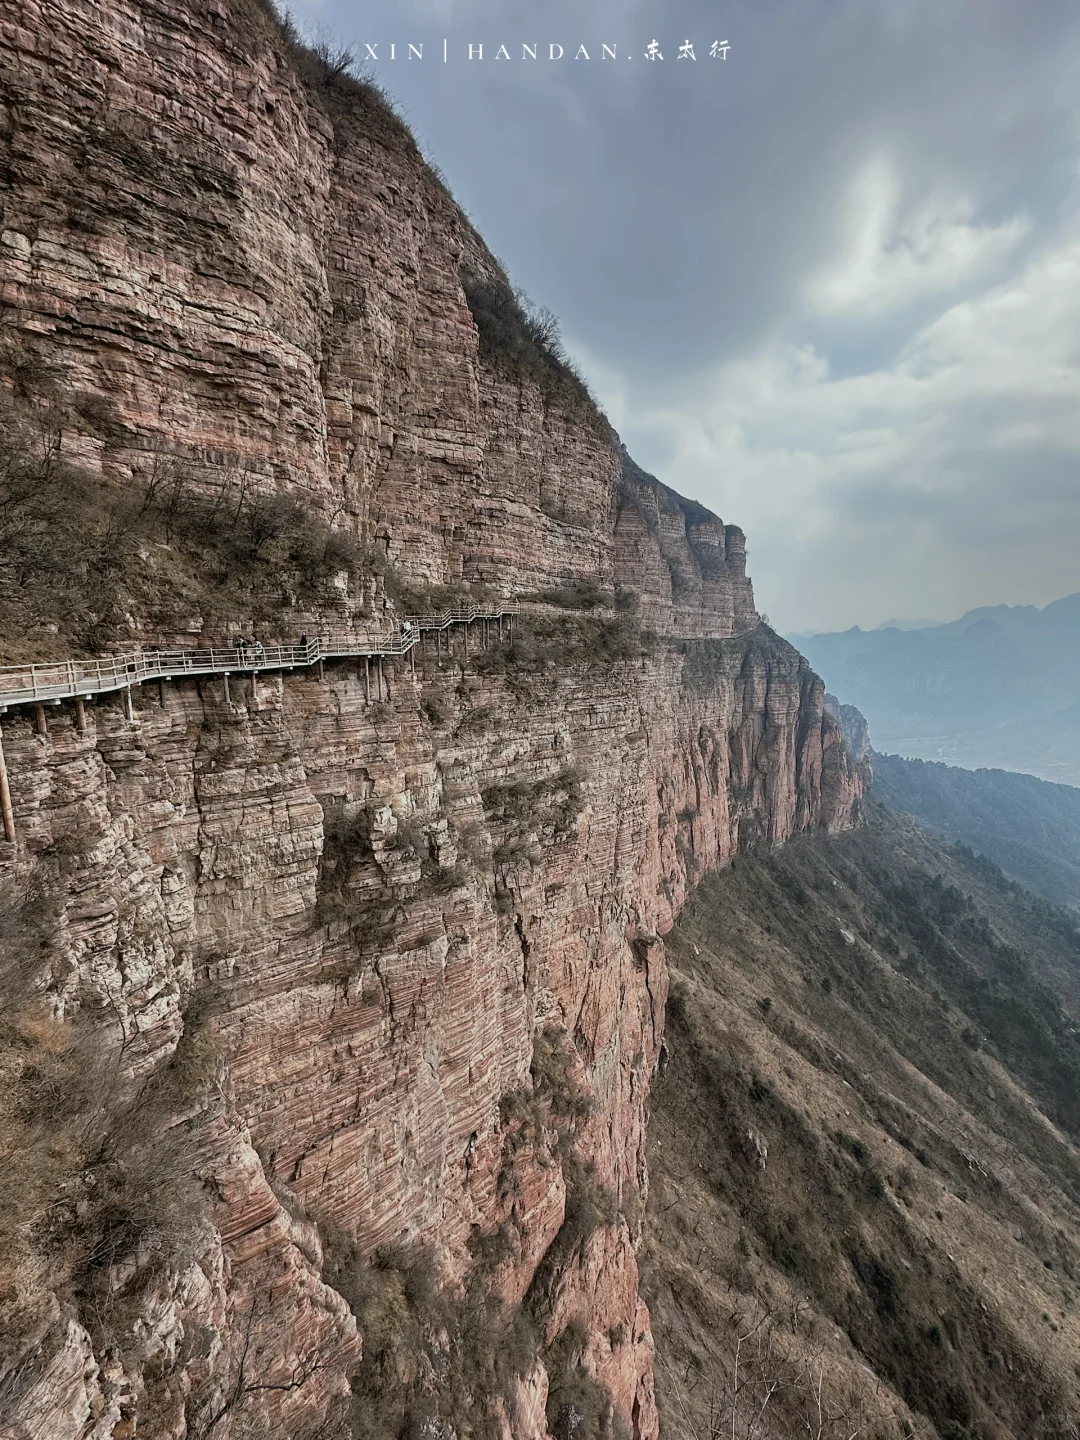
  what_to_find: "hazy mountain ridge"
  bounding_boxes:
[792,593,1080,785]
[872,753,1080,913]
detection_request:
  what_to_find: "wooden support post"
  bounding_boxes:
[508,614,514,646]
[33,704,47,737]
[75,697,87,733]
[158,677,166,707]
[464,622,469,660]
[378,657,385,701]
[0,719,14,843]
[124,686,135,724]
[223,673,231,705]
[410,646,416,678]
[318,658,325,683]
[364,657,370,702]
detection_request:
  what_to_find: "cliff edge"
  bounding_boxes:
[0,5,861,1437]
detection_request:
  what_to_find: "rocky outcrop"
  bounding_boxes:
[0,631,859,1437]
[614,450,757,641]
[0,4,863,1437]
[825,693,873,788]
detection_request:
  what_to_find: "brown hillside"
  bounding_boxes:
[644,799,1080,1440]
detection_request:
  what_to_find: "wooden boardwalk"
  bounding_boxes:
[0,603,517,842]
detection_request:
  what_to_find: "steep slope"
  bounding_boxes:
[0,0,755,652]
[643,799,1080,1440]
[872,753,1080,912]
[0,4,861,1438]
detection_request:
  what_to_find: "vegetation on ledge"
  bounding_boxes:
[461,273,602,419]
[0,396,362,661]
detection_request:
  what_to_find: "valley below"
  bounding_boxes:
[645,801,1080,1440]
[1,3,1078,1438]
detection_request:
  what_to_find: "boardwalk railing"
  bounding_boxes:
[0,603,517,708]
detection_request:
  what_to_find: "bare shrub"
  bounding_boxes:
[537,582,608,611]
[476,614,653,688]
[255,4,417,149]
[461,275,600,419]
[544,1317,618,1440]
[482,767,586,862]
[0,404,362,659]
[530,1026,594,1136]
[320,1229,537,1440]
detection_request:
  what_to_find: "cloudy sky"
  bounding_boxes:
[289,0,1080,633]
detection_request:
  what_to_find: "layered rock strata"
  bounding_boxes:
[0,632,858,1438]
[0,3,863,1436]
[1,0,748,637]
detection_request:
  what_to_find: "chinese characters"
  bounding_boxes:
[645,39,731,61]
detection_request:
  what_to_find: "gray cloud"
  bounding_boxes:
[292,0,1080,631]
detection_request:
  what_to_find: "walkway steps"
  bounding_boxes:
[0,604,517,709]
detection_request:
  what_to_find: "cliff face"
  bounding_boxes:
[0,0,752,640]
[0,5,861,1438]
[824,694,873,789]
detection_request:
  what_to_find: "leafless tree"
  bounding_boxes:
[199,1277,327,1438]
[797,1359,877,1440]
[705,1306,792,1440]
[139,444,180,514]
[693,1300,898,1440]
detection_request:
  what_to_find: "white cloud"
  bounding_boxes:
[806,154,1031,319]
[615,220,1080,632]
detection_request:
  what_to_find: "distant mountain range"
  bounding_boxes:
[792,592,1080,785]
[873,616,942,631]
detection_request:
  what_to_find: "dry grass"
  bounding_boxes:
[0,867,222,1385]
[642,800,1080,1440]
[0,393,362,661]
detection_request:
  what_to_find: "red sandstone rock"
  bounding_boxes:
[0,4,863,1436]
